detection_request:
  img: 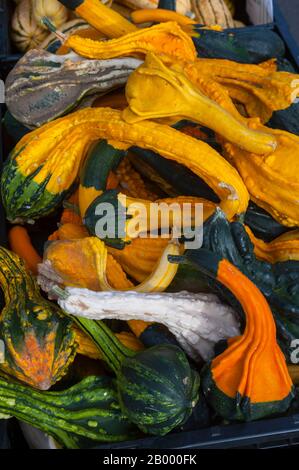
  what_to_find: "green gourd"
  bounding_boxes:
[0,373,138,448]
[0,247,76,390]
[53,303,200,436]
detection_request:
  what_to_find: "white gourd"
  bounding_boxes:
[56,288,240,361]
[32,0,69,30]
[11,0,49,52]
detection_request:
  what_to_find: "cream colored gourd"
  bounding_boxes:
[11,0,48,52]
[57,288,240,361]
[118,0,191,15]
[32,0,69,29]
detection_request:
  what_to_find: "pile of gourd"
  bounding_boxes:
[1,0,299,449]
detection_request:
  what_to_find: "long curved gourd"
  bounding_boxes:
[193,209,299,361]
[1,107,249,222]
[245,226,299,263]
[58,288,239,361]
[184,58,299,123]
[123,54,277,155]
[171,249,294,421]
[131,8,196,27]
[0,373,138,448]
[0,247,77,390]
[64,22,197,62]
[75,327,144,361]
[223,127,299,227]
[58,0,137,37]
[38,236,182,352]
[5,50,142,128]
[50,300,200,436]
[84,189,216,249]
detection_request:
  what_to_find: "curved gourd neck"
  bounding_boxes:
[72,317,135,375]
[0,248,38,305]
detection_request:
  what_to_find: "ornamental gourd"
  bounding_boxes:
[1,107,248,223]
[123,53,277,156]
[64,21,197,62]
[171,249,294,421]
[5,50,142,128]
[58,0,137,37]
[11,0,48,52]
[84,189,216,249]
[184,58,299,123]
[0,247,76,390]
[32,0,69,29]
[194,209,299,361]
[0,373,138,448]
[47,306,201,436]
[224,127,299,227]
[57,288,240,361]
[190,0,235,28]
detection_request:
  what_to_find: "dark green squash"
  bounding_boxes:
[169,249,294,422]
[192,25,285,63]
[58,310,200,436]
[244,202,290,242]
[129,146,219,202]
[84,189,131,250]
[79,140,125,218]
[0,247,77,390]
[0,373,138,448]
[179,209,299,362]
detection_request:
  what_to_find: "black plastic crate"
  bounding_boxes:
[1,0,299,451]
[0,0,10,58]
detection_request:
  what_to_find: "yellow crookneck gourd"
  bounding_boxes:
[64,21,197,63]
[184,58,299,123]
[2,107,249,222]
[246,227,299,263]
[123,53,277,156]
[223,127,299,227]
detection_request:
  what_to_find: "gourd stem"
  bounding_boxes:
[41,17,67,42]
[73,317,135,375]
[53,285,135,374]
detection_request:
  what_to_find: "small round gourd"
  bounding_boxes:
[11,0,48,52]
[32,0,69,30]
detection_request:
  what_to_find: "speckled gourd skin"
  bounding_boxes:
[0,248,77,390]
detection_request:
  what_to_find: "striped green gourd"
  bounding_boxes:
[54,298,200,436]
[0,247,76,390]
[0,373,138,448]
